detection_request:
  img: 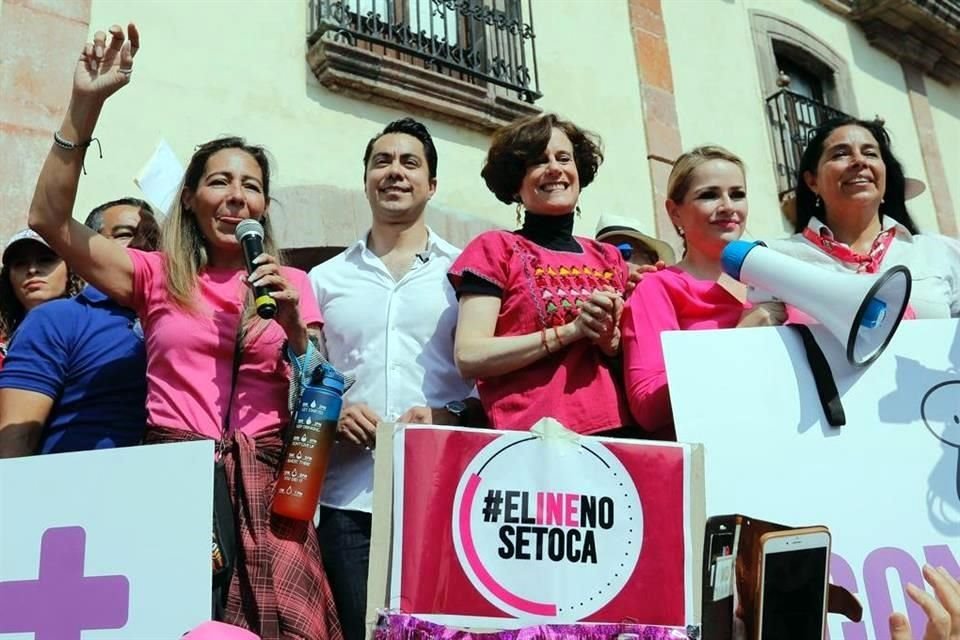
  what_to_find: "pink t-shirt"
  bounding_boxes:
[622,267,745,439]
[449,230,632,434]
[128,249,323,439]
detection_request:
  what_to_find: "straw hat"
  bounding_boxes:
[779,178,927,225]
[595,213,676,264]
[2,229,50,266]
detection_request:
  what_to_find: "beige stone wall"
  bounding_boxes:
[0,0,651,248]
[927,78,960,224]
[527,0,654,239]
[661,0,781,241]
[0,0,91,240]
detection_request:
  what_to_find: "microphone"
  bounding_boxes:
[416,252,429,264]
[235,219,278,320]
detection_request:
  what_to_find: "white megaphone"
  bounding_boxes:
[721,241,911,367]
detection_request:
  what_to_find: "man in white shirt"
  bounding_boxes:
[309,118,479,640]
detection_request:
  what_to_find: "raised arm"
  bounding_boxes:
[28,24,141,305]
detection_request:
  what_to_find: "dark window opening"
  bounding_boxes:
[775,56,824,103]
[282,247,347,272]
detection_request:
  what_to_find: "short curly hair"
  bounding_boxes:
[481,113,603,205]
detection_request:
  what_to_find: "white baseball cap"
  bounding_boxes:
[2,229,51,266]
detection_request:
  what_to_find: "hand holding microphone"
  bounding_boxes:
[236,220,302,328]
[236,219,278,319]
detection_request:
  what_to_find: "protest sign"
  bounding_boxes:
[368,423,703,631]
[0,441,213,639]
[664,320,960,638]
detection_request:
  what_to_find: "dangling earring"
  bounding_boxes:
[575,205,582,219]
[815,195,822,208]
[515,202,524,226]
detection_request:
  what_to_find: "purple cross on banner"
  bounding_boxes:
[0,526,130,639]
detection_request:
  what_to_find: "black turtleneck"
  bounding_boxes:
[516,212,583,253]
[454,211,584,298]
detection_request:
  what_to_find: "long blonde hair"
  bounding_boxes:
[163,137,283,344]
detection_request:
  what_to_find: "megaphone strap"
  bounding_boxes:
[789,324,847,427]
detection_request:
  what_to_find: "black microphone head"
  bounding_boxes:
[235,219,264,242]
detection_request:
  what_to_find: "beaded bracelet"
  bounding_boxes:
[53,130,92,150]
[53,131,102,174]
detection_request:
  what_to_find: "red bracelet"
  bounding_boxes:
[541,327,554,354]
[552,326,564,348]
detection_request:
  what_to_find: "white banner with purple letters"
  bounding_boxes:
[664,319,960,639]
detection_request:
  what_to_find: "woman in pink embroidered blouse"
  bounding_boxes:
[448,113,632,435]
[769,116,960,319]
[621,146,786,440]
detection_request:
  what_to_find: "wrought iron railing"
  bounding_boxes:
[765,89,848,196]
[308,0,541,103]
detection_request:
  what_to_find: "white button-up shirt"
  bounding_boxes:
[309,228,474,513]
[769,217,960,319]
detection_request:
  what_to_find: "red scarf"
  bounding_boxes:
[802,225,896,274]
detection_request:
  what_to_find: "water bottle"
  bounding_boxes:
[272,363,344,521]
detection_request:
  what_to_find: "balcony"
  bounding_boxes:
[765,88,849,197]
[307,0,542,132]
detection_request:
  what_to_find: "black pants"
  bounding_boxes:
[317,506,372,640]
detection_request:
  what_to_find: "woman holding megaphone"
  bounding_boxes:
[26,24,341,639]
[771,116,960,319]
[620,146,786,440]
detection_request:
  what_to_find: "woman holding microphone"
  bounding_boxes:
[27,23,341,639]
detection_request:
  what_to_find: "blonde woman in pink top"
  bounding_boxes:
[26,24,341,639]
[621,146,786,440]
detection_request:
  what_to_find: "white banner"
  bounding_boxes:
[664,319,960,639]
[0,441,214,639]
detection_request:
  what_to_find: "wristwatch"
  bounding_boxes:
[444,400,467,425]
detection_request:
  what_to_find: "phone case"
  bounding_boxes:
[755,527,831,639]
[700,515,862,640]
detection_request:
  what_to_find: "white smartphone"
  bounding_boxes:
[756,527,831,640]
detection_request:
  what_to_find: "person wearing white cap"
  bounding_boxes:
[0,201,161,458]
[0,229,81,358]
[595,213,676,267]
